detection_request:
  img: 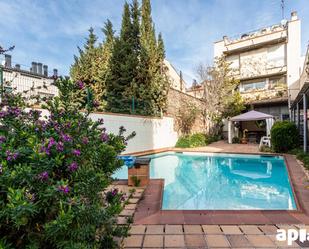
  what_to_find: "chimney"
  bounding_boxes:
[291,11,298,21]
[15,64,20,70]
[31,62,38,74]
[37,62,43,75]
[43,65,48,77]
[4,54,12,68]
[53,68,58,78]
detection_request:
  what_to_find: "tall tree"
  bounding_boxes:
[105,2,137,113]
[197,56,245,135]
[136,0,170,116]
[70,27,98,87]
[92,20,115,110]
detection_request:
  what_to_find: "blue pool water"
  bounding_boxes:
[112,152,296,210]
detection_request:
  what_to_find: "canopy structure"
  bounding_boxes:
[228,110,275,144]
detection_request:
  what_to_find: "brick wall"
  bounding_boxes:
[166,88,205,134]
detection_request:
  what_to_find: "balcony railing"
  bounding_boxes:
[240,86,287,103]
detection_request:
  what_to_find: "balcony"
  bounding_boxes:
[240,85,288,104]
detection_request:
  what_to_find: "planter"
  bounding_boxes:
[128,158,150,187]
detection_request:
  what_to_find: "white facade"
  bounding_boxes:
[214,11,302,119]
[164,59,186,92]
[3,68,58,99]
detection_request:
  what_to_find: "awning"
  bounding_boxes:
[230,110,274,122]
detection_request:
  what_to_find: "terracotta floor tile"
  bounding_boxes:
[123,235,144,247]
[117,216,128,225]
[130,225,146,234]
[184,225,203,234]
[206,235,230,247]
[246,235,276,248]
[226,235,252,247]
[129,198,139,204]
[165,225,183,234]
[120,209,135,216]
[185,234,206,247]
[146,225,164,234]
[239,225,263,234]
[125,204,137,210]
[143,235,163,248]
[258,225,279,235]
[164,235,185,247]
[202,225,222,234]
[221,225,243,235]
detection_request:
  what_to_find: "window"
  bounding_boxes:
[269,76,286,88]
[240,79,266,92]
[267,44,285,68]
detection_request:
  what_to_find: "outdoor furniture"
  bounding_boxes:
[259,136,271,148]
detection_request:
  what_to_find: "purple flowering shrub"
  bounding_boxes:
[0,79,135,249]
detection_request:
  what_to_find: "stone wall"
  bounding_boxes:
[166,88,205,134]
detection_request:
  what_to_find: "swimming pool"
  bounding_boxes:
[113,152,297,210]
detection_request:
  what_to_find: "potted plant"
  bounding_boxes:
[241,129,248,144]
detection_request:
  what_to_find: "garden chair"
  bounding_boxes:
[259,135,271,149]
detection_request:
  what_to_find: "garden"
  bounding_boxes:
[0,79,135,248]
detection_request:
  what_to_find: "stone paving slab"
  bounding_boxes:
[124,224,307,248]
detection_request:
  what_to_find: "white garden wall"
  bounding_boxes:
[32,108,178,154]
[90,113,178,154]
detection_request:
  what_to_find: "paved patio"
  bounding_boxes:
[124,224,309,248]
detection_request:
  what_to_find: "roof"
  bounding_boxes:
[230,110,273,121]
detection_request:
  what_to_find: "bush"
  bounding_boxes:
[232,136,240,144]
[175,133,219,148]
[0,79,135,248]
[271,121,299,152]
[259,145,273,153]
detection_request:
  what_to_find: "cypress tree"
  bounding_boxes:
[70,27,98,87]
[137,0,170,116]
[105,2,137,113]
[92,20,115,110]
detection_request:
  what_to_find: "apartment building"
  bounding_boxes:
[164,59,186,93]
[1,54,58,100]
[213,11,301,120]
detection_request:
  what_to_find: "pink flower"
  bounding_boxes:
[58,185,70,194]
[68,162,78,172]
[82,137,89,144]
[38,171,49,181]
[72,149,81,157]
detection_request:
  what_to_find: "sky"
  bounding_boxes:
[0,0,308,86]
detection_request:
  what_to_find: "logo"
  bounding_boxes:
[276,228,309,245]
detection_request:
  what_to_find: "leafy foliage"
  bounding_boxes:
[0,78,135,248]
[175,133,219,148]
[176,100,200,135]
[71,23,115,111]
[271,121,299,152]
[197,56,245,136]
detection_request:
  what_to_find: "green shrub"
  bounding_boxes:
[0,79,135,248]
[175,133,219,148]
[271,121,299,152]
[232,136,240,144]
[259,145,273,153]
[189,133,206,147]
[175,136,191,148]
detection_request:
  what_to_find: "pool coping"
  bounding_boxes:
[133,152,309,225]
